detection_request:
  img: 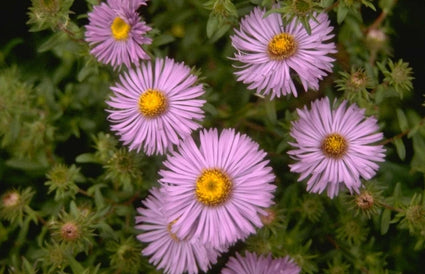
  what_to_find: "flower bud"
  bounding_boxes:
[356,191,374,210]
[366,28,387,51]
[104,148,143,192]
[0,188,34,224]
[93,132,117,163]
[108,238,143,273]
[45,164,83,201]
[60,222,80,241]
[2,191,20,208]
[50,206,95,253]
[260,208,276,226]
[300,195,323,222]
[382,59,414,95]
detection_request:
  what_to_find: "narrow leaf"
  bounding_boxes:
[380,208,391,235]
[394,138,406,160]
[396,108,409,132]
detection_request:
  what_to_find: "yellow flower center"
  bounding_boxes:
[111,17,131,41]
[267,33,297,60]
[195,169,232,206]
[138,89,168,118]
[167,219,180,242]
[321,133,348,159]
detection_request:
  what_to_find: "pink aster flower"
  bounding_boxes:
[106,57,205,155]
[135,188,222,274]
[287,97,385,198]
[222,251,300,274]
[159,128,276,248]
[85,0,152,68]
[231,7,336,98]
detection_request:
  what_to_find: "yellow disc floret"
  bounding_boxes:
[321,133,348,159]
[138,89,168,118]
[267,33,297,60]
[111,17,131,41]
[195,168,232,206]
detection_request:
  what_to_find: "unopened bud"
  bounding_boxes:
[2,191,20,207]
[350,70,368,90]
[260,208,276,226]
[60,222,80,241]
[405,205,425,225]
[366,28,387,51]
[356,191,374,210]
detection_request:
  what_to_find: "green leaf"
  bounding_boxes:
[411,134,425,173]
[77,62,98,82]
[206,14,219,39]
[206,14,230,42]
[362,0,376,11]
[320,0,335,8]
[337,3,349,24]
[209,23,230,42]
[380,208,391,235]
[67,255,85,273]
[151,34,175,47]
[393,138,406,161]
[6,158,47,171]
[21,257,37,274]
[76,153,99,163]
[264,99,277,124]
[38,32,67,53]
[95,222,117,240]
[379,0,395,13]
[396,108,409,132]
[88,184,107,208]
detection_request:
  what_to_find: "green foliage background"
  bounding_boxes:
[1,0,425,273]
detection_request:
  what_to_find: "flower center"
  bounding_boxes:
[321,133,348,159]
[167,219,179,242]
[195,169,232,206]
[138,89,168,118]
[111,17,131,40]
[267,33,297,60]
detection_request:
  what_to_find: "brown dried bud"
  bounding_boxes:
[260,208,276,226]
[356,191,374,210]
[2,192,20,207]
[60,222,80,241]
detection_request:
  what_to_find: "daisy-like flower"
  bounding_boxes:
[106,57,205,155]
[135,188,222,274]
[85,0,152,68]
[231,7,336,98]
[288,97,385,198]
[160,128,276,248]
[222,251,301,274]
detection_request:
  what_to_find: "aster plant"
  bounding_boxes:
[106,57,206,155]
[287,97,386,198]
[159,128,276,248]
[221,251,301,274]
[5,0,425,273]
[135,188,222,274]
[85,0,152,69]
[230,7,336,98]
